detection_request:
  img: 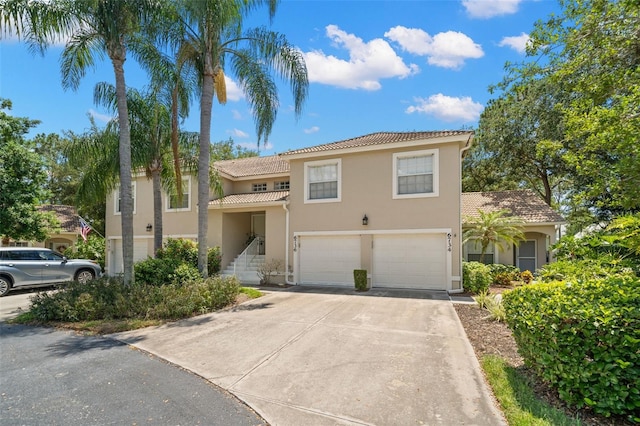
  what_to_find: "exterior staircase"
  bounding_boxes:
[221,237,264,285]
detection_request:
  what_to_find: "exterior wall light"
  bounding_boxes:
[146,223,153,232]
[362,214,368,226]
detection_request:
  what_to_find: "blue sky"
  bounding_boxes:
[0,0,559,154]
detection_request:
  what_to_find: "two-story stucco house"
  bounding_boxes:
[105,130,563,291]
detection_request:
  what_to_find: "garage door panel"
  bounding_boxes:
[111,239,149,274]
[299,236,360,286]
[373,234,447,290]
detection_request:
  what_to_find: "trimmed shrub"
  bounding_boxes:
[537,259,636,283]
[170,263,201,285]
[487,263,521,284]
[27,275,240,322]
[503,277,640,418]
[353,269,368,291]
[462,261,492,294]
[156,238,199,267]
[520,270,534,284]
[208,246,222,274]
[134,257,180,286]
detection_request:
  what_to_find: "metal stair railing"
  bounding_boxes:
[233,236,263,276]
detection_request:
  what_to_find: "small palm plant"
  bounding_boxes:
[463,209,526,263]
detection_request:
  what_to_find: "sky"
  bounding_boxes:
[0,0,560,155]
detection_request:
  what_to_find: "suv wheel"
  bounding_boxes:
[0,276,11,297]
[75,269,95,284]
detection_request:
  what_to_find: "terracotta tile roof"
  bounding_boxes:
[214,155,289,178]
[462,190,564,224]
[210,191,289,206]
[38,205,80,233]
[280,131,474,156]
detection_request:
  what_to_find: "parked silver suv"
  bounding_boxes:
[0,247,102,296]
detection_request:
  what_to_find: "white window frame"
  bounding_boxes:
[166,177,192,212]
[252,182,268,192]
[114,182,137,215]
[392,149,439,199]
[274,181,290,190]
[304,158,341,204]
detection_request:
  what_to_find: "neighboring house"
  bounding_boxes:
[0,205,84,253]
[461,190,565,272]
[105,131,474,292]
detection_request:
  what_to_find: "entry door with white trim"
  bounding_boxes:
[517,240,536,272]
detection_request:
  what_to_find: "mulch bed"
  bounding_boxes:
[454,299,636,426]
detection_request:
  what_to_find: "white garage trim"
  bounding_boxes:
[293,229,452,290]
[372,234,447,290]
[295,235,361,286]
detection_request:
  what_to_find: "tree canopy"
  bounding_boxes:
[0,99,58,241]
[466,0,639,229]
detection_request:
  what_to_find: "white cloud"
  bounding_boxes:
[304,126,320,134]
[88,109,113,124]
[385,26,483,70]
[231,109,242,120]
[225,76,243,101]
[498,32,530,54]
[462,0,522,19]
[303,24,419,91]
[238,141,273,151]
[228,128,249,138]
[406,94,484,122]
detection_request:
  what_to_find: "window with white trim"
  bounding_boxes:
[252,183,267,192]
[167,177,191,211]
[274,181,289,190]
[464,240,494,264]
[393,149,439,198]
[304,159,341,203]
[114,182,137,214]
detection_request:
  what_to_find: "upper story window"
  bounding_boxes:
[252,183,267,192]
[304,159,341,203]
[167,177,191,211]
[393,149,439,199]
[114,182,137,215]
[274,181,290,190]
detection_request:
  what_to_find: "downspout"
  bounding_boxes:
[283,202,295,285]
[452,133,474,294]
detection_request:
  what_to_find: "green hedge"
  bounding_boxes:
[503,277,640,418]
[462,261,492,294]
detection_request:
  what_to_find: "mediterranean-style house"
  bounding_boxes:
[104,131,563,292]
[462,190,564,271]
[0,205,84,253]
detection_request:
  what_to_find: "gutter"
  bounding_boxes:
[452,135,475,294]
[283,202,295,285]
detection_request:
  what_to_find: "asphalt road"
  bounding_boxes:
[0,294,265,425]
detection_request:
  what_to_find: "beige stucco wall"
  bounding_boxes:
[286,142,465,289]
[105,175,200,272]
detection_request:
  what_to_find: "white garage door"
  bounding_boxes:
[373,234,447,290]
[299,235,361,286]
[111,239,150,274]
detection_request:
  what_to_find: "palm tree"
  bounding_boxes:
[463,209,526,263]
[165,0,309,277]
[1,0,159,285]
[93,84,180,254]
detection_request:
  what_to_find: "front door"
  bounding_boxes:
[517,240,537,272]
[251,214,266,255]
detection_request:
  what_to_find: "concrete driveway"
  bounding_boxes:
[111,287,505,426]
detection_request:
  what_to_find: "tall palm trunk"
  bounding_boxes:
[197,56,214,278]
[151,163,163,254]
[112,57,135,286]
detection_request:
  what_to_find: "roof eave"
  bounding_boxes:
[280,134,473,161]
[208,200,287,210]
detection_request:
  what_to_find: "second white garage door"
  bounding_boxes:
[111,239,150,275]
[299,235,361,285]
[372,234,447,290]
